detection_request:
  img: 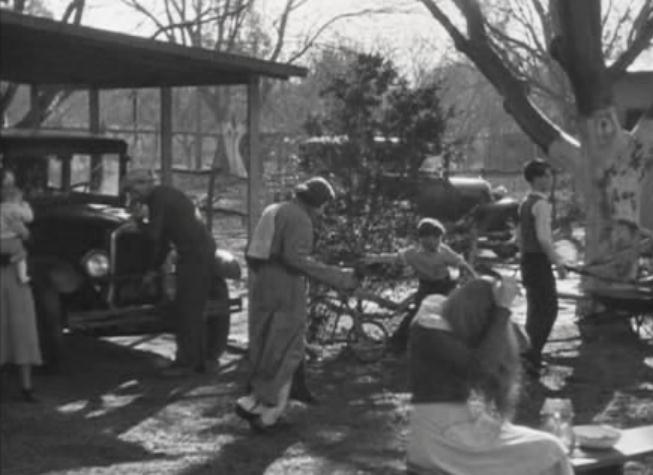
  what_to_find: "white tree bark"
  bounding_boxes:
[571,109,653,289]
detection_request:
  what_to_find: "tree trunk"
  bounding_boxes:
[575,107,651,290]
[547,0,653,293]
[419,0,653,302]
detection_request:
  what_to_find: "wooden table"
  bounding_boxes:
[572,425,653,474]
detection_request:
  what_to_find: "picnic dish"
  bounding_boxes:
[573,425,621,450]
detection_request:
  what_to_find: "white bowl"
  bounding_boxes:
[574,425,621,450]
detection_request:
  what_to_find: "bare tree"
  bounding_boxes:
[420,0,653,290]
[479,0,652,130]
[0,0,87,128]
[120,0,404,120]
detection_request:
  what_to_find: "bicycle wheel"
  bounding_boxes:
[347,318,389,363]
[307,296,347,344]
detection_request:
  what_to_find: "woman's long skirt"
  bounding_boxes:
[0,265,42,366]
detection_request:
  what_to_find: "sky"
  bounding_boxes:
[41,0,462,76]
[41,0,653,74]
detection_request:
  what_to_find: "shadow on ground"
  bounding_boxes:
[515,315,653,431]
[0,334,219,475]
[178,348,410,475]
[2,314,652,475]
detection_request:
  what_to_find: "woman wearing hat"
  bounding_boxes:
[363,217,476,354]
[236,177,358,431]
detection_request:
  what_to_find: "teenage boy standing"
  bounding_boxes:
[519,159,567,377]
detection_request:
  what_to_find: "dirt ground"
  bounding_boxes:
[2,261,653,474]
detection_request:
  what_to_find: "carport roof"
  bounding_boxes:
[0,10,308,89]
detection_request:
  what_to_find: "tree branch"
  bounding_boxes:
[120,0,175,42]
[419,0,469,49]
[286,8,400,63]
[420,0,579,169]
[61,0,85,24]
[225,0,251,52]
[608,14,653,79]
[485,22,547,64]
[627,0,652,45]
[269,0,295,62]
[151,14,221,40]
[530,0,552,46]
[602,0,632,61]
[452,0,487,41]
[512,0,546,52]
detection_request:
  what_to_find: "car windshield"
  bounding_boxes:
[47,153,122,196]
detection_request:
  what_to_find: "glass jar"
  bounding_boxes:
[540,398,575,454]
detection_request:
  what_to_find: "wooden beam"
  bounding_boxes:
[247,76,262,243]
[89,87,102,191]
[160,87,173,185]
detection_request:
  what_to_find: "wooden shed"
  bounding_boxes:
[0,9,307,238]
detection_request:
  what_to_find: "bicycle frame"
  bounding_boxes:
[307,288,407,363]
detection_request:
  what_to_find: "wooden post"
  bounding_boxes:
[246,76,262,327]
[89,88,102,191]
[29,85,38,111]
[247,76,262,243]
[29,85,38,129]
[195,89,203,170]
[160,87,173,186]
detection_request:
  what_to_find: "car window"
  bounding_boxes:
[100,155,121,195]
[70,154,91,189]
[4,155,50,198]
[70,153,121,196]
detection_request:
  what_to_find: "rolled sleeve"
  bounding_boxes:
[440,244,465,266]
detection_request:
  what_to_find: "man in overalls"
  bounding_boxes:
[123,169,217,377]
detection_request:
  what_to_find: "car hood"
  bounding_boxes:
[35,201,132,226]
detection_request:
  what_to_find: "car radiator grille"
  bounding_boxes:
[113,230,162,305]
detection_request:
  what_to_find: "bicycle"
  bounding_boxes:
[306,258,488,363]
[306,284,416,363]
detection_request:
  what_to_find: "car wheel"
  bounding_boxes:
[206,277,230,361]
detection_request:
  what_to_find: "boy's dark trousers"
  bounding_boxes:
[520,252,558,366]
[388,277,456,354]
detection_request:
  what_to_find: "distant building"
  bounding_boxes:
[614,71,653,129]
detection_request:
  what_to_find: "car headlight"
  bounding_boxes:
[82,250,110,278]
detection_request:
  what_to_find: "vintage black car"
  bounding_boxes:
[415,175,520,259]
[299,137,520,259]
[0,129,242,367]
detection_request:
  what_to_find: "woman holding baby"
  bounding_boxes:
[0,167,41,402]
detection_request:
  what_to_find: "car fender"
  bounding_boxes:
[29,256,84,294]
[213,249,242,280]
